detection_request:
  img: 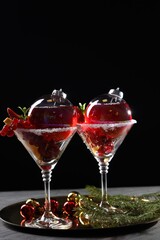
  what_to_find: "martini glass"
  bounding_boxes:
[14,126,77,229]
[77,119,137,213]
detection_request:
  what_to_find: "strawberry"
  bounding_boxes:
[0,107,31,137]
[75,103,86,123]
[7,108,21,119]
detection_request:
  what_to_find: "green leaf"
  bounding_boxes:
[78,103,86,114]
[18,106,30,120]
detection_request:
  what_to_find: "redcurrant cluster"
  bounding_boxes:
[83,127,114,156]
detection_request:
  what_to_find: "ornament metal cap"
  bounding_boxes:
[108,87,124,102]
[51,89,67,99]
[50,89,72,106]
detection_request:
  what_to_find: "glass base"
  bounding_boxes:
[25,215,72,229]
[99,202,125,214]
[89,204,125,228]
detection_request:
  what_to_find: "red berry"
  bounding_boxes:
[75,106,85,123]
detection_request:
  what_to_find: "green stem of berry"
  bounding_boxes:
[18,106,30,120]
[79,103,86,115]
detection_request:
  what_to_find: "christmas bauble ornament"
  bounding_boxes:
[50,198,59,213]
[28,89,77,128]
[26,198,41,208]
[67,191,81,204]
[20,204,35,220]
[62,201,76,216]
[85,88,132,123]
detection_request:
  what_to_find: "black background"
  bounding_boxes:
[1,1,159,190]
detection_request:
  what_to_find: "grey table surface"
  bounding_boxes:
[0,186,160,240]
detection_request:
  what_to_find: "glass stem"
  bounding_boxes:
[41,169,53,218]
[98,162,110,208]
